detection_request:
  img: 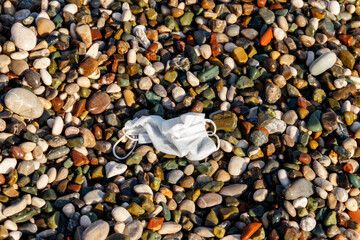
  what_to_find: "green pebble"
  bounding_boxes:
[108,234,130,240]
[126,153,143,165]
[79,88,92,98]
[66,137,84,148]
[248,66,261,81]
[145,8,158,21]
[87,212,98,222]
[350,174,360,188]
[145,91,161,105]
[150,177,161,192]
[47,211,60,229]
[63,158,73,168]
[142,197,155,213]
[21,186,38,196]
[195,163,212,174]
[160,202,171,221]
[313,88,326,103]
[172,209,181,223]
[198,66,220,82]
[248,205,265,217]
[312,224,327,238]
[180,11,194,26]
[307,197,318,211]
[150,104,164,117]
[200,181,224,192]
[164,70,178,83]
[324,211,337,227]
[236,76,254,89]
[127,203,145,216]
[11,208,40,223]
[186,45,199,65]
[162,160,178,170]
[205,209,219,227]
[307,112,323,132]
[334,145,352,158]
[41,189,57,201]
[202,88,216,100]
[305,24,315,37]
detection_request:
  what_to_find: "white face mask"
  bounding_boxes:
[112,113,220,161]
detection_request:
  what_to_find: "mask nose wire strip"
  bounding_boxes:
[112,128,138,160]
[205,119,220,150]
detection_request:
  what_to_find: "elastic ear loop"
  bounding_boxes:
[112,128,138,160]
[205,119,220,150]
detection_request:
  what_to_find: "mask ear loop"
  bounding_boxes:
[205,119,220,150]
[112,128,138,160]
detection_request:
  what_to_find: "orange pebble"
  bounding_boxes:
[299,153,311,165]
[260,28,273,46]
[0,174,5,185]
[257,0,266,8]
[186,35,196,46]
[160,187,173,198]
[241,222,262,240]
[338,35,354,47]
[269,3,283,10]
[333,235,347,240]
[313,131,322,139]
[348,209,360,224]
[147,217,164,231]
[210,34,220,57]
[297,97,312,108]
[343,163,354,173]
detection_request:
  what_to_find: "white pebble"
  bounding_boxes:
[293,197,308,209]
[345,198,359,211]
[300,216,316,232]
[36,174,48,190]
[278,169,290,187]
[335,187,349,202]
[63,4,78,14]
[52,116,64,136]
[33,57,50,69]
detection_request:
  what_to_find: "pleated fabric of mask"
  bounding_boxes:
[112,113,220,161]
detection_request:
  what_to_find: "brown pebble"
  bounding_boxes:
[87,91,111,114]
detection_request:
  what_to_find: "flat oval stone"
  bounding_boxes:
[82,220,109,240]
[11,22,37,51]
[24,70,41,89]
[78,57,98,77]
[197,193,223,208]
[284,178,315,200]
[309,52,337,76]
[83,189,105,205]
[86,91,111,114]
[5,88,44,119]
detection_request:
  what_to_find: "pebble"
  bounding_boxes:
[11,23,36,51]
[284,178,314,200]
[228,157,249,176]
[123,220,143,240]
[158,222,182,235]
[309,52,337,76]
[83,189,105,205]
[82,220,110,240]
[112,206,133,223]
[105,161,127,178]
[87,91,111,114]
[4,88,44,119]
[197,193,222,208]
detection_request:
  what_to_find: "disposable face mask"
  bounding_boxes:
[112,113,220,161]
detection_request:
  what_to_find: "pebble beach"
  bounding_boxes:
[0,0,360,239]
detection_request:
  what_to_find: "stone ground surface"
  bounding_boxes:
[0,0,360,239]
